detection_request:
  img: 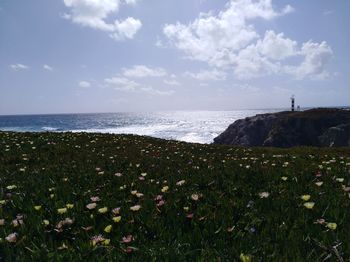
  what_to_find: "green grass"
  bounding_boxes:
[0,131,349,261]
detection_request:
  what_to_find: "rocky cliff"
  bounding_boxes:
[213,108,350,147]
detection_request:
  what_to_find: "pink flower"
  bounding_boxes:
[90,196,101,202]
[112,207,121,215]
[156,200,165,207]
[122,235,133,243]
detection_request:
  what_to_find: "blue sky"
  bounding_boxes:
[0,0,349,114]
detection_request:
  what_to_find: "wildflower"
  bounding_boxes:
[66,203,74,209]
[281,177,288,181]
[0,219,5,226]
[86,203,97,210]
[115,172,122,177]
[183,207,189,212]
[112,216,121,223]
[0,200,6,205]
[6,185,17,190]
[56,218,73,229]
[141,173,147,177]
[34,205,42,211]
[258,192,270,198]
[90,196,101,202]
[63,177,68,182]
[326,222,337,230]
[303,202,315,209]
[57,208,68,214]
[112,207,120,215]
[336,178,344,183]
[50,194,55,199]
[315,181,323,187]
[91,235,105,246]
[240,253,252,262]
[176,180,186,186]
[191,194,199,201]
[130,205,141,212]
[301,195,311,201]
[98,207,108,214]
[5,233,17,243]
[314,218,326,225]
[136,193,144,198]
[122,235,133,243]
[161,186,169,193]
[157,200,165,207]
[131,190,138,195]
[43,220,50,226]
[103,239,110,246]
[104,225,112,233]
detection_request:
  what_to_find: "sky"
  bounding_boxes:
[0,0,349,114]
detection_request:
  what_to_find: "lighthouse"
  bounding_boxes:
[291,95,295,111]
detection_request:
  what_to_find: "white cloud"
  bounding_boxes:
[185,69,226,81]
[285,41,333,80]
[140,87,174,96]
[43,64,54,71]
[123,65,167,78]
[79,81,91,88]
[163,0,332,80]
[104,76,139,91]
[110,17,142,40]
[63,0,142,40]
[163,79,180,86]
[10,64,29,71]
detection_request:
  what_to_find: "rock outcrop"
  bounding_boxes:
[213,108,350,147]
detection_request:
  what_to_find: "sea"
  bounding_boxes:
[0,109,286,144]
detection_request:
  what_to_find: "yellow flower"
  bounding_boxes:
[0,200,6,205]
[104,225,112,233]
[183,206,189,212]
[301,195,311,201]
[43,220,50,226]
[50,194,55,199]
[161,186,169,193]
[336,178,344,183]
[130,205,141,211]
[240,253,252,262]
[103,239,110,246]
[34,205,42,211]
[98,207,108,214]
[66,204,74,209]
[303,202,315,209]
[281,176,288,181]
[315,182,323,187]
[6,185,17,190]
[112,216,121,223]
[57,208,68,214]
[326,222,337,230]
[131,190,138,195]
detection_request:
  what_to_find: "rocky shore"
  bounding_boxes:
[214,108,350,147]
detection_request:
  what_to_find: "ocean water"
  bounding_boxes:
[0,110,282,144]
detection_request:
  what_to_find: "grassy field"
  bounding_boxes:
[0,131,349,261]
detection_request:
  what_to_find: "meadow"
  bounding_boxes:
[0,131,349,261]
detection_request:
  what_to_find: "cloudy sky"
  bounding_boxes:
[0,0,349,114]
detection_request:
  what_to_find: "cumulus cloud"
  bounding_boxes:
[10,64,29,71]
[163,79,180,86]
[163,0,332,80]
[79,81,91,88]
[285,41,333,80]
[43,64,54,71]
[123,65,167,78]
[62,0,142,40]
[105,74,174,95]
[140,87,174,96]
[185,69,227,81]
[104,77,139,91]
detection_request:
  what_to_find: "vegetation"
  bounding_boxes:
[0,131,349,261]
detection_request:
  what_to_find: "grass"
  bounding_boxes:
[0,131,349,261]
